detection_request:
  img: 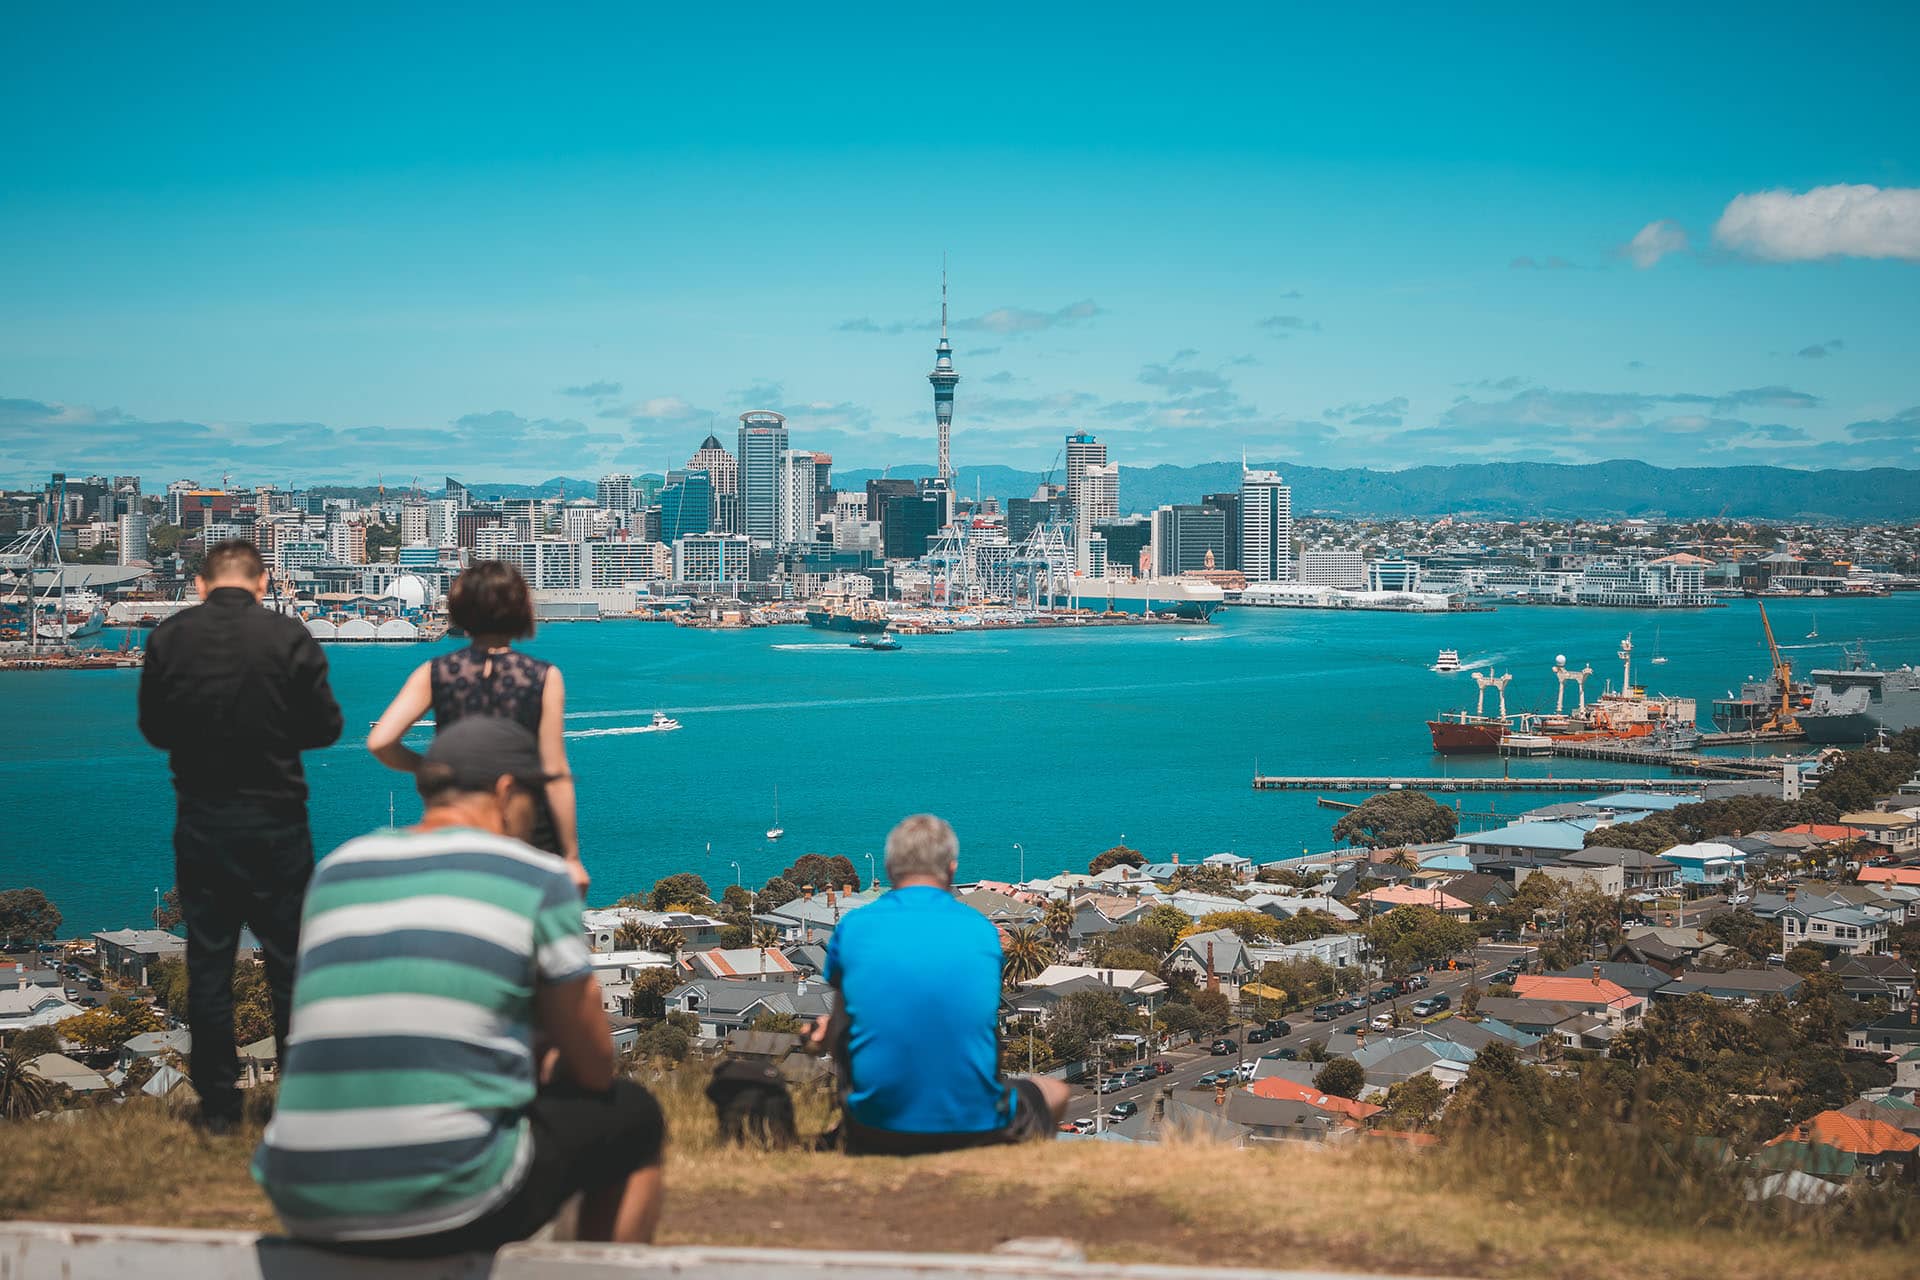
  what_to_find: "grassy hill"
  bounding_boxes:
[3,1071,1910,1279]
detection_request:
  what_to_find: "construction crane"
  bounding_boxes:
[1756,600,1798,733]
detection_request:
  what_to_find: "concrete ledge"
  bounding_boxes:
[0,1223,1449,1280]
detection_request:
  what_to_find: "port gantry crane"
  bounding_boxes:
[1755,600,1799,734]
[1551,654,1593,715]
[1472,670,1512,720]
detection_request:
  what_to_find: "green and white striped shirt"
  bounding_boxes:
[252,825,592,1242]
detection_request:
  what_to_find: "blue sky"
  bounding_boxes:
[2,3,1916,485]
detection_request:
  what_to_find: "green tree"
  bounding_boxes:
[1139,905,1194,941]
[1314,1057,1366,1099]
[634,1021,691,1062]
[56,996,161,1054]
[0,1048,55,1119]
[1270,911,1345,944]
[1170,865,1239,894]
[1042,897,1075,943]
[628,968,681,1019]
[1300,1037,1331,1063]
[231,964,274,1045]
[613,919,648,951]
[717,924,751,949]
[1001,925,1054,986]
[152,887,183,931]
[1381,1073,1445,1129]
[1783,944,1827,975]
[1364,905,1476,975]
[751,1010,803,1033]
[779,853,861,894]
[1191,988,1230,1024]
[1048,988,1137,1063]
[1332,792,1458,849]
[1187,910,1282,943]
[1814,746,1918,814]
[145,523,187,555]
[1094,946,1162,973]
[1446,1039,1553,1130]
[1460,982,1482,1017]
[1585,816,1687,854]
[649,872,712,912]
[0,888,62,945]
[719,884,754,917]
[8,1025,61,1060]
[1158,1002,1211,1039]
[1089,846,1146,875]
[1092,922,1179,963]
[755,876,801,913]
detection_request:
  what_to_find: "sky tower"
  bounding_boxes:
[928,263,959,482]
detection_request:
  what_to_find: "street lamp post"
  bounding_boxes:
[864,853,876,890]
[1012,842,1025,885]
[728,860,741,887]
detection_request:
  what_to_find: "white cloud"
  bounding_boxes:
[1622,219,1689,269]
[1713,184,1920,262]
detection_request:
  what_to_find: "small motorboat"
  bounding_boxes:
[648,711,683,732]
[851,635,902,651]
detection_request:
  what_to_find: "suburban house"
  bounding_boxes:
[1468,996,1616,1049]
[1839,811,1920,855]
[1022,965,1168,1001]
[117,1028,192,1071]
[1545,961,1674,1001]
[1834,955,1915,1007]
[1657,969,1805,1004]
[1658,842,1748,887]
[579,908,727,955]
[684,946,800,981]
[1355,885,1473,920]
[1779,901,1890,957]
[1248,932,1369,970]
[1850,1012,1920,1057]
[664,977,833,1039]
[756,889,880,942]
[958,888,1044,927]
[1856,866,1920,889]
[1455,820,1592,860]
[1519,863,1626,898]
[91,929,186,986]
[1764,1111,1920,1179]
[1247,1074,1384,1124]
[0,981,83,1034]
[1429,873,1512,913]
[1165,929,1254,990]
[1509,974,1645,1028]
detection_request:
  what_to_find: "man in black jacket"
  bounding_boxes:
[139,539,343,1130]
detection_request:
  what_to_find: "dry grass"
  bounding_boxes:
[0,1072,1911,1280]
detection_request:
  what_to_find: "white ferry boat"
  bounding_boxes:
[1430,649,1462,673]
[647,711,683,732]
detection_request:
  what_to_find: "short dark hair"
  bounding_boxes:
[202,539,265,582]
[449,560,535,638]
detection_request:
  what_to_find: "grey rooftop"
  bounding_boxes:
[0,1223,1458,1280]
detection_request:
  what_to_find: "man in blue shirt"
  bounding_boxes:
[815,814,1069,1154]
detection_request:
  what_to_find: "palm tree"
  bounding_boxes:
[640,925,683,973]
[1042,898,1075,946]
[1002,925,1053,987]
[613,919,648,952]
[752,923,782,979]
[0,1048,53,1120]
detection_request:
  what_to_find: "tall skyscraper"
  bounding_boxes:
[1152,504,1226,576]
[928,268,960,482]
[116,512,149,565]
[659,470,714,545]
[778,450,819,546]
[597,473,635,513]
[1241,467,1293,582]
[1064,433,1117,524]
[688,433,738,533]
[736,411,788,544]
[1201,492,1243,572]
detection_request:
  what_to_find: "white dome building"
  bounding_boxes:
[385,573,430,612]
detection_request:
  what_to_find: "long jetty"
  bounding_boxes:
[1252,775,1710,793]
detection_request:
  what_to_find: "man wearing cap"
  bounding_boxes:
[254,718,666,1254]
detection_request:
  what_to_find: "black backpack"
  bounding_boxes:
[705,1057,799,1147]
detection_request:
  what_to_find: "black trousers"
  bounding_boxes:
[173,801,313,1122]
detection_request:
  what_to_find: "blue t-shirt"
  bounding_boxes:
[825,885,1012,1134]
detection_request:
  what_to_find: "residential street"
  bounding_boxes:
[1068,947,1523,1138]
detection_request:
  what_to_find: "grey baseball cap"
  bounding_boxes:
[421,718,557,791]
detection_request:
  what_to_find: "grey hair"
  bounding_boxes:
[884,814,958,885]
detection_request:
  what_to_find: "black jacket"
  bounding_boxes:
[138,587,344,811]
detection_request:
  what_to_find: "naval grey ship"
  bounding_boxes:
[1799,644,1920,744]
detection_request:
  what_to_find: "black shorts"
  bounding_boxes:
[843,1078,1057,1156]
[335,1079,666,1258]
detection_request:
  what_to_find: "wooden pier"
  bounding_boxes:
[1253,775,1710,794]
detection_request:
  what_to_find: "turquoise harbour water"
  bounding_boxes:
[5,595,1920,935]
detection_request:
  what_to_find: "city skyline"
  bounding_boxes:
[3,7,1917,484]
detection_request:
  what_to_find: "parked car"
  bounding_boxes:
[86,977,104,991]
[1097,1076,1125,1094]
[1264,1018,1292,1037]
[1151,1059,1173,1076]
[1370,1013,1395,1032]
[1059,1120,1085,1133]
[1406,974,1430,990]
[1108,1101,1139,1122]
[1726,892,1751,905]
[1370,987,1394,1005]
[1262,1047,1298,1061]
[1236,1061,1258,1081]
[1312,1003,1337,1022]
[1209,1038,1237,1055]
[1411,993,1452,1017]
[1246,1028,1271,1043]
[1196,1070,1226,1086]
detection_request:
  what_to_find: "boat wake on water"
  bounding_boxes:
[770,643,863,652]
[566,724,678,739]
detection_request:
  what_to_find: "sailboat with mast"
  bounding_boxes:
[766,787,785,841]
[1806,607,1819,641]
[1650,626,1668,665]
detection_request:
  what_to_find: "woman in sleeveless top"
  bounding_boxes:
[369,561,585,889]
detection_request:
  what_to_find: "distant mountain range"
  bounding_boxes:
[833,460,1920,522]
[309,460,1917,521]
